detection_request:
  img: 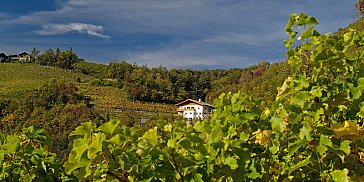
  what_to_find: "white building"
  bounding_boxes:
[176,99,214,120]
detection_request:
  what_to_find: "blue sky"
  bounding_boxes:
[0,0,358,69]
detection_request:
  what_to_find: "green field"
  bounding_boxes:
[0,63,91,97]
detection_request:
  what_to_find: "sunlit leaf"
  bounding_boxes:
[140,127,159,146]
[97,119,120,135]
[3,135,19,153]
[339,140,351,155]
[224,156,238,170]
[332,121,364,140]
[88,133,105,160]
[70,122,95,137]
[331,169,349,182]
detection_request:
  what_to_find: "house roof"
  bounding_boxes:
[0,53,7,58]
[175,99,214,108]
[19,52,30,57]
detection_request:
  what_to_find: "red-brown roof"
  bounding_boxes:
[175,99,214,108]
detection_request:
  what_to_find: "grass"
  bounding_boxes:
[0,63,91,98]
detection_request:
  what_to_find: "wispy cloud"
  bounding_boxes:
[34,23,110,39]
[204,31,285,46]
[124,39,257,69]
[132,50,252,69]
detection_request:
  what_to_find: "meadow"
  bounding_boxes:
[0,63,90,98]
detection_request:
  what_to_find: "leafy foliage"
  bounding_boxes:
[0,79,101,161]
[0,125,65,181]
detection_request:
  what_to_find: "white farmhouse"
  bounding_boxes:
[176,99,214,120]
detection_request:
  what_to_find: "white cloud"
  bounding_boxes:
[35,23,110,39]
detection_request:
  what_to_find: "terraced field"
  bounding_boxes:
[0,63,90,98]
[78,84,176,113]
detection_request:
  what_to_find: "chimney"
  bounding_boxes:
[198,99,201,102]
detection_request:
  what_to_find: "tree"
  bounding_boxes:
[36,48,55,66]
[356,0,364,15]
[30,47,40,62]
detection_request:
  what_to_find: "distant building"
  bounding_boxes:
[0,53,7,63]
[8,54,20,62]
[19,52,31,62]
[176,99,214,121]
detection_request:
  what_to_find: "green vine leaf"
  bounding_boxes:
[97,119,120,135]
[3,135,19,153]
[88,133,105,160]
[288,156,311,175]
[70,122,95,137]
[224,156,238,170]
[339,140,351,155]
[139,127,159,147]
[288,139,306,156]
[331,168,349,182]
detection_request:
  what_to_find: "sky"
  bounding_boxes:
[0,0,358,69]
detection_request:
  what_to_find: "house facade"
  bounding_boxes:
[176,99,214,120]
[19,52,31,62]
[8,54,20,62]
[0,52,32,63]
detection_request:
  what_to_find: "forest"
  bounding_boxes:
[0,2,364,181]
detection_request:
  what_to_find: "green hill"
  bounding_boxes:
[0,63,90,98]
[0,63,175,114]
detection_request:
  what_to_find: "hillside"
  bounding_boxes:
[0,63,176,160]
[0,63,176,114]
[335,16,364,35]
[0,63,90,98]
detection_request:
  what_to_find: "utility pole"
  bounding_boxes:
[195,84,198,100]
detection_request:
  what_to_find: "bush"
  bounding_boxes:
[89,78,102,86]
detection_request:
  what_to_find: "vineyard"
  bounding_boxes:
[0,63,90,98]
[78,85,175,113]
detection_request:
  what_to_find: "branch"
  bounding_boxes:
[170,148,185,182]
[107,170,126,182]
